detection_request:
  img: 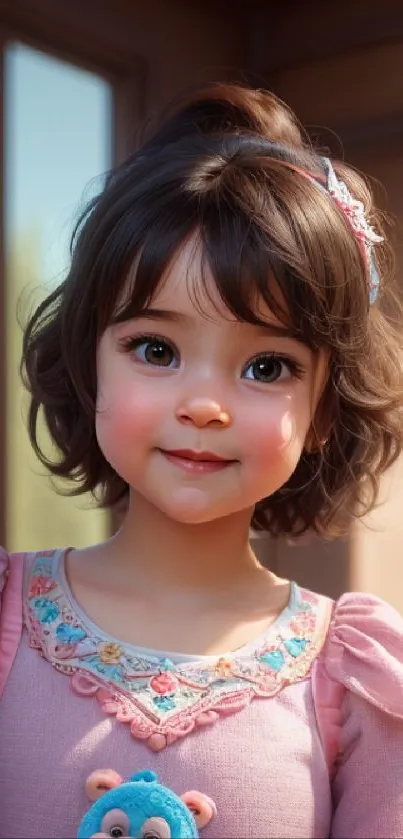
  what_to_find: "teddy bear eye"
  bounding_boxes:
[100,808,130,838]
[141,817,171,838]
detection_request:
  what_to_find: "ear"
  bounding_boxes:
[128,770,158,784]
[305,406,333,453]
[181,791,217,829]
[304,426,329,453]
[85,769,124,802]
[305,353,333,453]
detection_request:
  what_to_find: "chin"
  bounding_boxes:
[154,493,254,527]
[160,504,224,526]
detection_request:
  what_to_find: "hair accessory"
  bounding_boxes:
[321,158,383,304]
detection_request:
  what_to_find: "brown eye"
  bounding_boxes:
[130,337,178,368]
[242,353,302,384]
[143,340,174,366]
[255,357,282,382]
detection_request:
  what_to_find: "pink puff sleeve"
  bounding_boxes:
[0,547,24,698]
[313,592,403,838]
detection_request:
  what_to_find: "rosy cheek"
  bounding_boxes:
[97,382,163,438]
[279,410,298,448]
[111,412,157,458]
[250,408,298,458]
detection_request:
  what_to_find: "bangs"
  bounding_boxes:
[81,133,365,347]
[111,218,301,339]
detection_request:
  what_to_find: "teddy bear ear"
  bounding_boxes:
[85,769,124,802]
[181,791,217,829]
[128,770,158,784]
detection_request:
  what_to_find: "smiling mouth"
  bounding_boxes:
[159,449,236,474]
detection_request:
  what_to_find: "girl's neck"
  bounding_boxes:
[66,492,289,656]
[106,491,264,598]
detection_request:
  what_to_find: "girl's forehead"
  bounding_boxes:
[135,233,285,327]
[151,235,227,316]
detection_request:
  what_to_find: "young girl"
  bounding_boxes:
[1,82,403,839]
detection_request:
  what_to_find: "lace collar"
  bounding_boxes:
[24,550,332,751]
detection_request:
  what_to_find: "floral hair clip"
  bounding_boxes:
[275,152,383,304]
[321,158,383,304]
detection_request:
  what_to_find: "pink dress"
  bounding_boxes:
[1,547,403,838]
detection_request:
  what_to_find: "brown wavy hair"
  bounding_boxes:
[21,82,403,537]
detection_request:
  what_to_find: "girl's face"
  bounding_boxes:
[96,237,326,525]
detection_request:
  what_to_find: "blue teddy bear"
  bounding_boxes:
[78,768,217,838]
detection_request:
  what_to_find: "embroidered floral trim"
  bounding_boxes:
[24,553,332,752]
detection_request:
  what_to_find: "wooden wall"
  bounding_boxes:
[248,0,403,606]
[1,0,402,604]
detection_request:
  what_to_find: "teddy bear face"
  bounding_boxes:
[78,783,197,838]
[77,770,216,839]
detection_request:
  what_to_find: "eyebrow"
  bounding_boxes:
[112,306,302,341]
[112,307,186,326]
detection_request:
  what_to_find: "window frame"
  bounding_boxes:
[0,0,146,544]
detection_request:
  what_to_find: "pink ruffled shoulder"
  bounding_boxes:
[324,591,403,718]
[312,591,403,772]
[0,547,25,698]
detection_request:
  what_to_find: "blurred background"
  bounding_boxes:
[1,0,403,607]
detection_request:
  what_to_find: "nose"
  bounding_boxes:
[176,397,231,429]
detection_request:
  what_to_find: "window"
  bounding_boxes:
[4,42,112,550]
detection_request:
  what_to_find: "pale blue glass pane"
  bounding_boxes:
[4,42,112,550]
[5,42,112,286]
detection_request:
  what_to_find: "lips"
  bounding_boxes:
[159,448,235,474]
[163,449,230,462]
